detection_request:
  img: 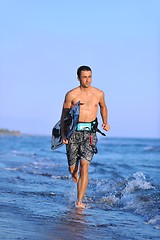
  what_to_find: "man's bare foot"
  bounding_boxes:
[75,201,85,209]
[72,171,79,183]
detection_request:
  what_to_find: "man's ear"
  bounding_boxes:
[77,77,80,82]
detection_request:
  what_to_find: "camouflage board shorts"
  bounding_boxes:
[66,131,98,167]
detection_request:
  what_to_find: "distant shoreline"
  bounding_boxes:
[0,129,50,137]
[0,128,21,136]
[0,129,159,139]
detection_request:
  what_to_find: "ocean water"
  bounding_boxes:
[0,135,160,240]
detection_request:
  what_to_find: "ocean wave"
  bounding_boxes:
[121,172,155,195]
[143,145,160,152]
[88,172,159,229]
[20,191,57,198]
[146,215,160,229]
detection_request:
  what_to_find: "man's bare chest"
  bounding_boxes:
[76,95,99,109]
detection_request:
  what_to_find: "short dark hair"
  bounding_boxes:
[77,66,92,78]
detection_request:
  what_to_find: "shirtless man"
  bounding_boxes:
[61,66,110,209]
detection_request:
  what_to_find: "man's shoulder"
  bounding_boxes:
[65,87,80,100]
[91,86,104,95]
[67,87,80,95]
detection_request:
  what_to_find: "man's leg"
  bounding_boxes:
[76,159,90,208]
[69,161,79,183]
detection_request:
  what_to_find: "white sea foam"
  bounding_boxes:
[146,215,160,229]
[122,172,154,195]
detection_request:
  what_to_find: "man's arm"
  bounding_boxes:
[99,91,110,131]
[60,92,73,144]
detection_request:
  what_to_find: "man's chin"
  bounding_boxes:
[83,84,90,88]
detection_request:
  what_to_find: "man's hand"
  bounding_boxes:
[102,123,110,131]
[62,137,68,144]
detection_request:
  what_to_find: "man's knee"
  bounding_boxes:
[69,164,77,174]
[69,167,74,174]
[80,160,89,175]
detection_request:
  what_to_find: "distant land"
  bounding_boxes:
[0,128,21,135]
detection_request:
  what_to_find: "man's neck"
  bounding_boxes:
[79,85,91,92]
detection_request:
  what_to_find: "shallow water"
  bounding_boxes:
[0,135,160,239]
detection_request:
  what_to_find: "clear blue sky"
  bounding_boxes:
[0,0,159,138]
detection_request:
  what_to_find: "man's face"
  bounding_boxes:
[78,70,92,88]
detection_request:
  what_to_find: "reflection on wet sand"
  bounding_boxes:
[52,208,89,240]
